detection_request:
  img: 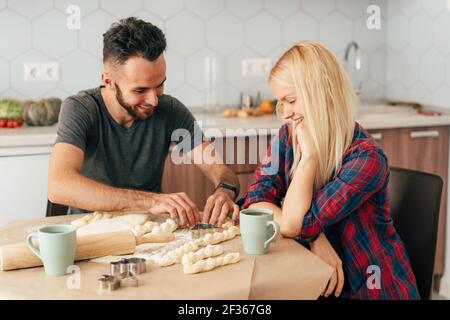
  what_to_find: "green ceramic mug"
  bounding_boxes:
[26,224,77,276]
[240,208,280,254]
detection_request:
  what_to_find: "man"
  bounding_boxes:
[48,17,240,227]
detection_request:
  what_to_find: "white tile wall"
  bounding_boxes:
[0,0,387,108]
[386,0,450,109]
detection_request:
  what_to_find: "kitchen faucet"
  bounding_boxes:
[344,41,362,96]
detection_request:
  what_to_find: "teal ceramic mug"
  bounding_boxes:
[240,208,280,254]
[26,224,77,276]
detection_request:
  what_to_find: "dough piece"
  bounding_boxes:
[155,240,199,267]
[114,213,149,226]
[221,220,234,230]
[71,212,98,227]
[147,218,178,235]
[143,220,159,230]
[195,226,240,247]
[132,221,159,237]
[71,219,87,228]
[76,218,134,236]
[75,213,150,236]
[89,212,103,222]
[102,213,113,219]
[71,212,150,229]
[181,244,224,266]
[71,211,148,228]
[154,218,177,234]
[183,252,240,274]
[151,225,162,234]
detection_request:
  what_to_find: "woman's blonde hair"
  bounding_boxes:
[269,41,357,189]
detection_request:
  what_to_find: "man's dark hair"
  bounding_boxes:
[103,17,167,66]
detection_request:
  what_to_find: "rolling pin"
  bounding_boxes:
[0,231,174,271]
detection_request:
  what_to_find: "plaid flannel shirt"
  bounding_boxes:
[241,122,420,300]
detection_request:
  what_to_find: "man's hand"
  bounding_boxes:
[147,192,200,227]
[202,189,239,226]
[310,233,345,298]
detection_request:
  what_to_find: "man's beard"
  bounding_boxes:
[114,83,154,120]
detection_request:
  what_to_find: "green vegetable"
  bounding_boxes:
[21,97,62,126]
[0,99,22,119]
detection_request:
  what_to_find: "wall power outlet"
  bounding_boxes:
[24,63,60,82]
[241,58,271,77]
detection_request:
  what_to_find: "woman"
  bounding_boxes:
[242,41,419,300]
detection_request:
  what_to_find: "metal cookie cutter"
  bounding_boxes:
[98,275,120,292]
[110,258,147,277]
[120,274,139,287]
[110,259,128,279]
[127,258,146,275]
[190,223,220,239]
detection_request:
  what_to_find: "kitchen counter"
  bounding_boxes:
[2,104,450,148]
[0,125,58,148]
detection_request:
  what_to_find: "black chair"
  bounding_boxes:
[388,167,443,300]
[46,200,68,217]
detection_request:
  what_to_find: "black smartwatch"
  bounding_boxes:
[215,181,239,200]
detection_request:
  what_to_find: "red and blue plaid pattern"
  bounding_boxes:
[242,122,420,300]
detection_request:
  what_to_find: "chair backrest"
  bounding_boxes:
[46,200,68,217]
[388,167,443,300]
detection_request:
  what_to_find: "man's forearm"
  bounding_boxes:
[213,165,240,199]
[201,164,240,198]
[48,172,151,212]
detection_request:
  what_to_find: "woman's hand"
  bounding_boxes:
[310,233,345,297]
[292,118,317,160]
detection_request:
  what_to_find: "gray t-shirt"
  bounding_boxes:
[55,86,203,213]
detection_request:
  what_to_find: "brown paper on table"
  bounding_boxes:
[57,247,255,300]
[250,236,334,299]
[0,215,333,300]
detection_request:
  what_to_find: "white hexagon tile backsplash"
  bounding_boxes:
[0,0,448,110]
[386,0,450,108]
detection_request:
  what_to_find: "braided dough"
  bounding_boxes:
[155,226,240,267]
[72,211,178,238]
[181,244,224,266]
[194,226,240,247]
[131,218,177,237]
[221,221,234,230]
[155,240,199,267]
[183,252,240,274]
[71,211,149,229]
[150,218,178,234]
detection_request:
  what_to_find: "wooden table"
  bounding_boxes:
[0,215,333,300]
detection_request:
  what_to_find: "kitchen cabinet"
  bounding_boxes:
[368,126,449,290]
[162,135,273,208]
[0,146,52,227]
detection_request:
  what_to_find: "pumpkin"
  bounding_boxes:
[21,97,62,126]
